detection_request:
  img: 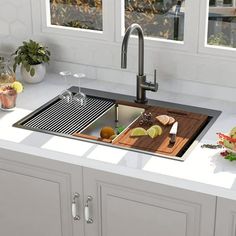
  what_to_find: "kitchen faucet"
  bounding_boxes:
[121,23,158,104]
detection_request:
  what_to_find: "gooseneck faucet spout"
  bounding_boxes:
[121,24,144,76]
[121,24,158,104]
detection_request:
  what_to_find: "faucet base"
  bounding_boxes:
[135,98,148,104]
[136,75,148,104]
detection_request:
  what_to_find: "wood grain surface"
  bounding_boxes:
[113,106,209,157]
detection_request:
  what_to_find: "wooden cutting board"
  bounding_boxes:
[113,106,209,157]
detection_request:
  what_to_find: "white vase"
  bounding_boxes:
[21,64,46,84]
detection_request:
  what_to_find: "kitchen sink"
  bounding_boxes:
[13,86,221,161]
[79,104,144,141]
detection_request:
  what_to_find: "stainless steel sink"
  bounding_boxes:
[13,86,221,161]
[80,104,144,141]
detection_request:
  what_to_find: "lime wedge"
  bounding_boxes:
[223,140,234,150]
[147,127,158,139]
[130,127,147,137]
[11,81,23,93]
[230,127,236,138]
[151,125,163,136]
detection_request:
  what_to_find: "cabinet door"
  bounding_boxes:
[83,167,216,236]
[0,158,84,236]
[215,197,236,236]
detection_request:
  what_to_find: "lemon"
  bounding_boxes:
[130,127,147,137]
[11,81,23,93]
[147,127,158,139]
[151,125,163,136]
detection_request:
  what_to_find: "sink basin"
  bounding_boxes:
[79,104,144,141]
[13,86,221,161]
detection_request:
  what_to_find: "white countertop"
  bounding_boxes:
[1,73,236,200]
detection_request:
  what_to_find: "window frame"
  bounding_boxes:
[33,0,236,60]
[115,0,200,53]
[39,0,114,41]
[198,0,236,58]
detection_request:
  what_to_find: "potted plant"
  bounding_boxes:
[13,39,50,84]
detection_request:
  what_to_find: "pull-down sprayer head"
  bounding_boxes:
[121,23,144,76]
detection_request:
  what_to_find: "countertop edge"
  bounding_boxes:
[1,139,235,201]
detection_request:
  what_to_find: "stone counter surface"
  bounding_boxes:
[0,73,236,200]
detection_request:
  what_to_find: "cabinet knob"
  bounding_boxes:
[72,193,80,221]
[85,196,93,224]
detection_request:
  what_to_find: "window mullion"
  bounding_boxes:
[183,0,201,53]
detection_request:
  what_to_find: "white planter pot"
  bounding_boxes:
[21,64,46,84]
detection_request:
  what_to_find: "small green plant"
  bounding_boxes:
[208,32,229,47]
[13,39,50,77]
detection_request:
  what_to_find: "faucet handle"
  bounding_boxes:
[154,69,157,83]
[140,69,159,93]
[152,69,158,92]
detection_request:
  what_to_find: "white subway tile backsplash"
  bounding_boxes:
[0,2,17,22]
[10,21,29,39]
[0,21,9,36]
[0,0,33,53]
[51,60,97,80]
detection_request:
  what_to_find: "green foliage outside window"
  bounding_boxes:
[125,0,184,41]
[50,0,103,31]
[208,32,229,46]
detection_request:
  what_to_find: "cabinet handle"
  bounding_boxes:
[72,193,80,221]
[85,196,93,224]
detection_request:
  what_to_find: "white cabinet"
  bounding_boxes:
[0,157,84,236]
[215,197,236,236]
[0,150,217,236]
[83,167,216,236]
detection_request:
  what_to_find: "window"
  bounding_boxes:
[33,0,200,53]
[207,0,236,48]
[49,0,103,31]
[124,0,185,41]
[38,0,113,40]
[42,0,198,49]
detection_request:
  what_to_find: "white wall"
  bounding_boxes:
[0,0,32,53]
[0,0,235,98]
